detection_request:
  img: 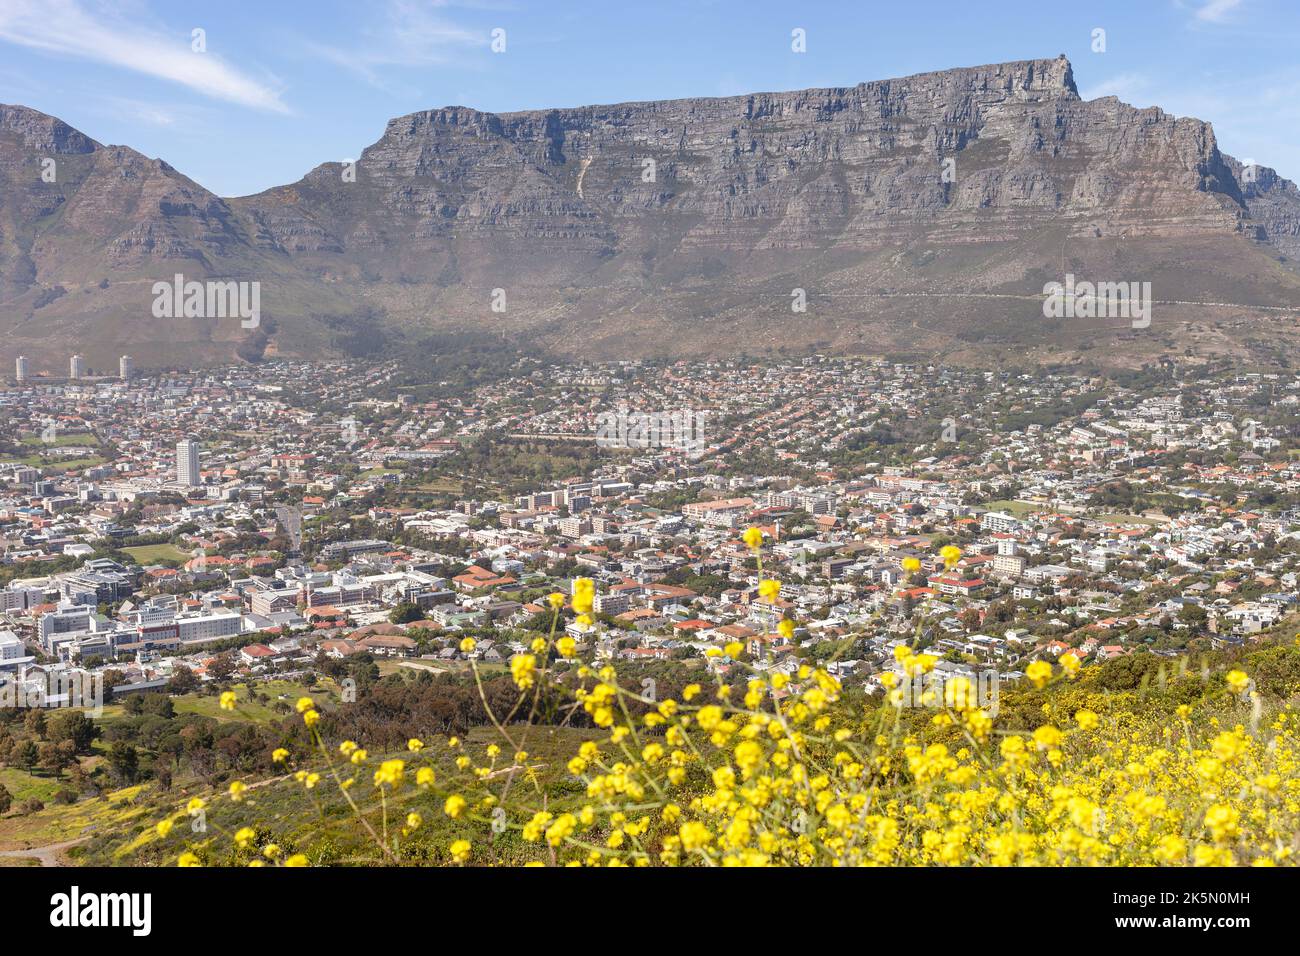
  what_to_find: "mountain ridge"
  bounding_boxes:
[4,55,1300,372]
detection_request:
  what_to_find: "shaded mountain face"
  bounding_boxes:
[4,55,1300,373]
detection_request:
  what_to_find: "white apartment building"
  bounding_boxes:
[177,439,202,486]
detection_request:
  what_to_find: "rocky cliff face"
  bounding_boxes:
[238,56,1247,261]
[4,56,1300,370]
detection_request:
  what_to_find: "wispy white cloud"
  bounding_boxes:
[301,0,487,90]
[0,0,288,113]
[1193,0,1245,24]
[1080,73,1151,101]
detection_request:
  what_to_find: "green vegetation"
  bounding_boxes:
[121,544,191,566]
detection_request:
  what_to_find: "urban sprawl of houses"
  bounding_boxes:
[2,354,1298,710]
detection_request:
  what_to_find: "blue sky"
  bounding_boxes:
[1,0,1297,196]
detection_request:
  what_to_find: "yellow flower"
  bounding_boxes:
[219,691,237,711]
[903,653,937,677]
[460,637,477,653]
[445,795,468,818]
[339,740,358,756]
[942,676,976,711]
[1153,834,1186,865]
[1025,660,1053,689]
[373,758,405,788]
[1059,653,1080,677]
[177,852,201,867]
[407,738,425,752]
[1032,725,1062,750]
[1225,670,1251,695]
[450,839,471,863]
[228,780,248,802]
[545,813,577,847]
[284,854,309,867]
[777,618,796,640]
[742,527,764,550]
[547,592,566,609]
[186,797,206,815]
[271,748,289,763]
[1211,731,1246,764]
[302,709,320,729]
[758,579,781,601]
[556,636,577,658]
[901,557,921,574]
[510,654,537,690]
[234,827,256,848]
[416,767,436,787]
[295,697,315,714]
[156,819,175,838]
[1204,804,1241,842]
[939,544,962,569]
[679,822,712,852]
[1074,709,1098,730]
[406,812,423,830]
[572,577,595,614]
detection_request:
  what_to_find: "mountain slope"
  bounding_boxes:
[4,56,1300,372]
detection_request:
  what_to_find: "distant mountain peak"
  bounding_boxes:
[0,103,98,154]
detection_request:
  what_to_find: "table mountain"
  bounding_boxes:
[4,56,1300,372]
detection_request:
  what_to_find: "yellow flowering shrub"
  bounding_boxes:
[147,542,1300,868]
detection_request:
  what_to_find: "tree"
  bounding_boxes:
[14,739,39,773]
[166,667,200,694]
[389,603,425,625]
[107,742,139,784]
[48,710,99,753]
[207,654,237,681]
[141,695,175,719]
[0,783,11,815]
[38,741,74,776]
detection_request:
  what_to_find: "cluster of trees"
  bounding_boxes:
[0,709,101,810]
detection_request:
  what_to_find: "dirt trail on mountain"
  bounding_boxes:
[0,838,86,867]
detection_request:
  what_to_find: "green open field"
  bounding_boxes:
[0,766,64,804]
[121,543,191,565]
[19,432,99,448]
[173,679,343,723]
[415,478,464,493]
[983,500,1043,517]
[1095,513,1166,526]
[46,456,109,471]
